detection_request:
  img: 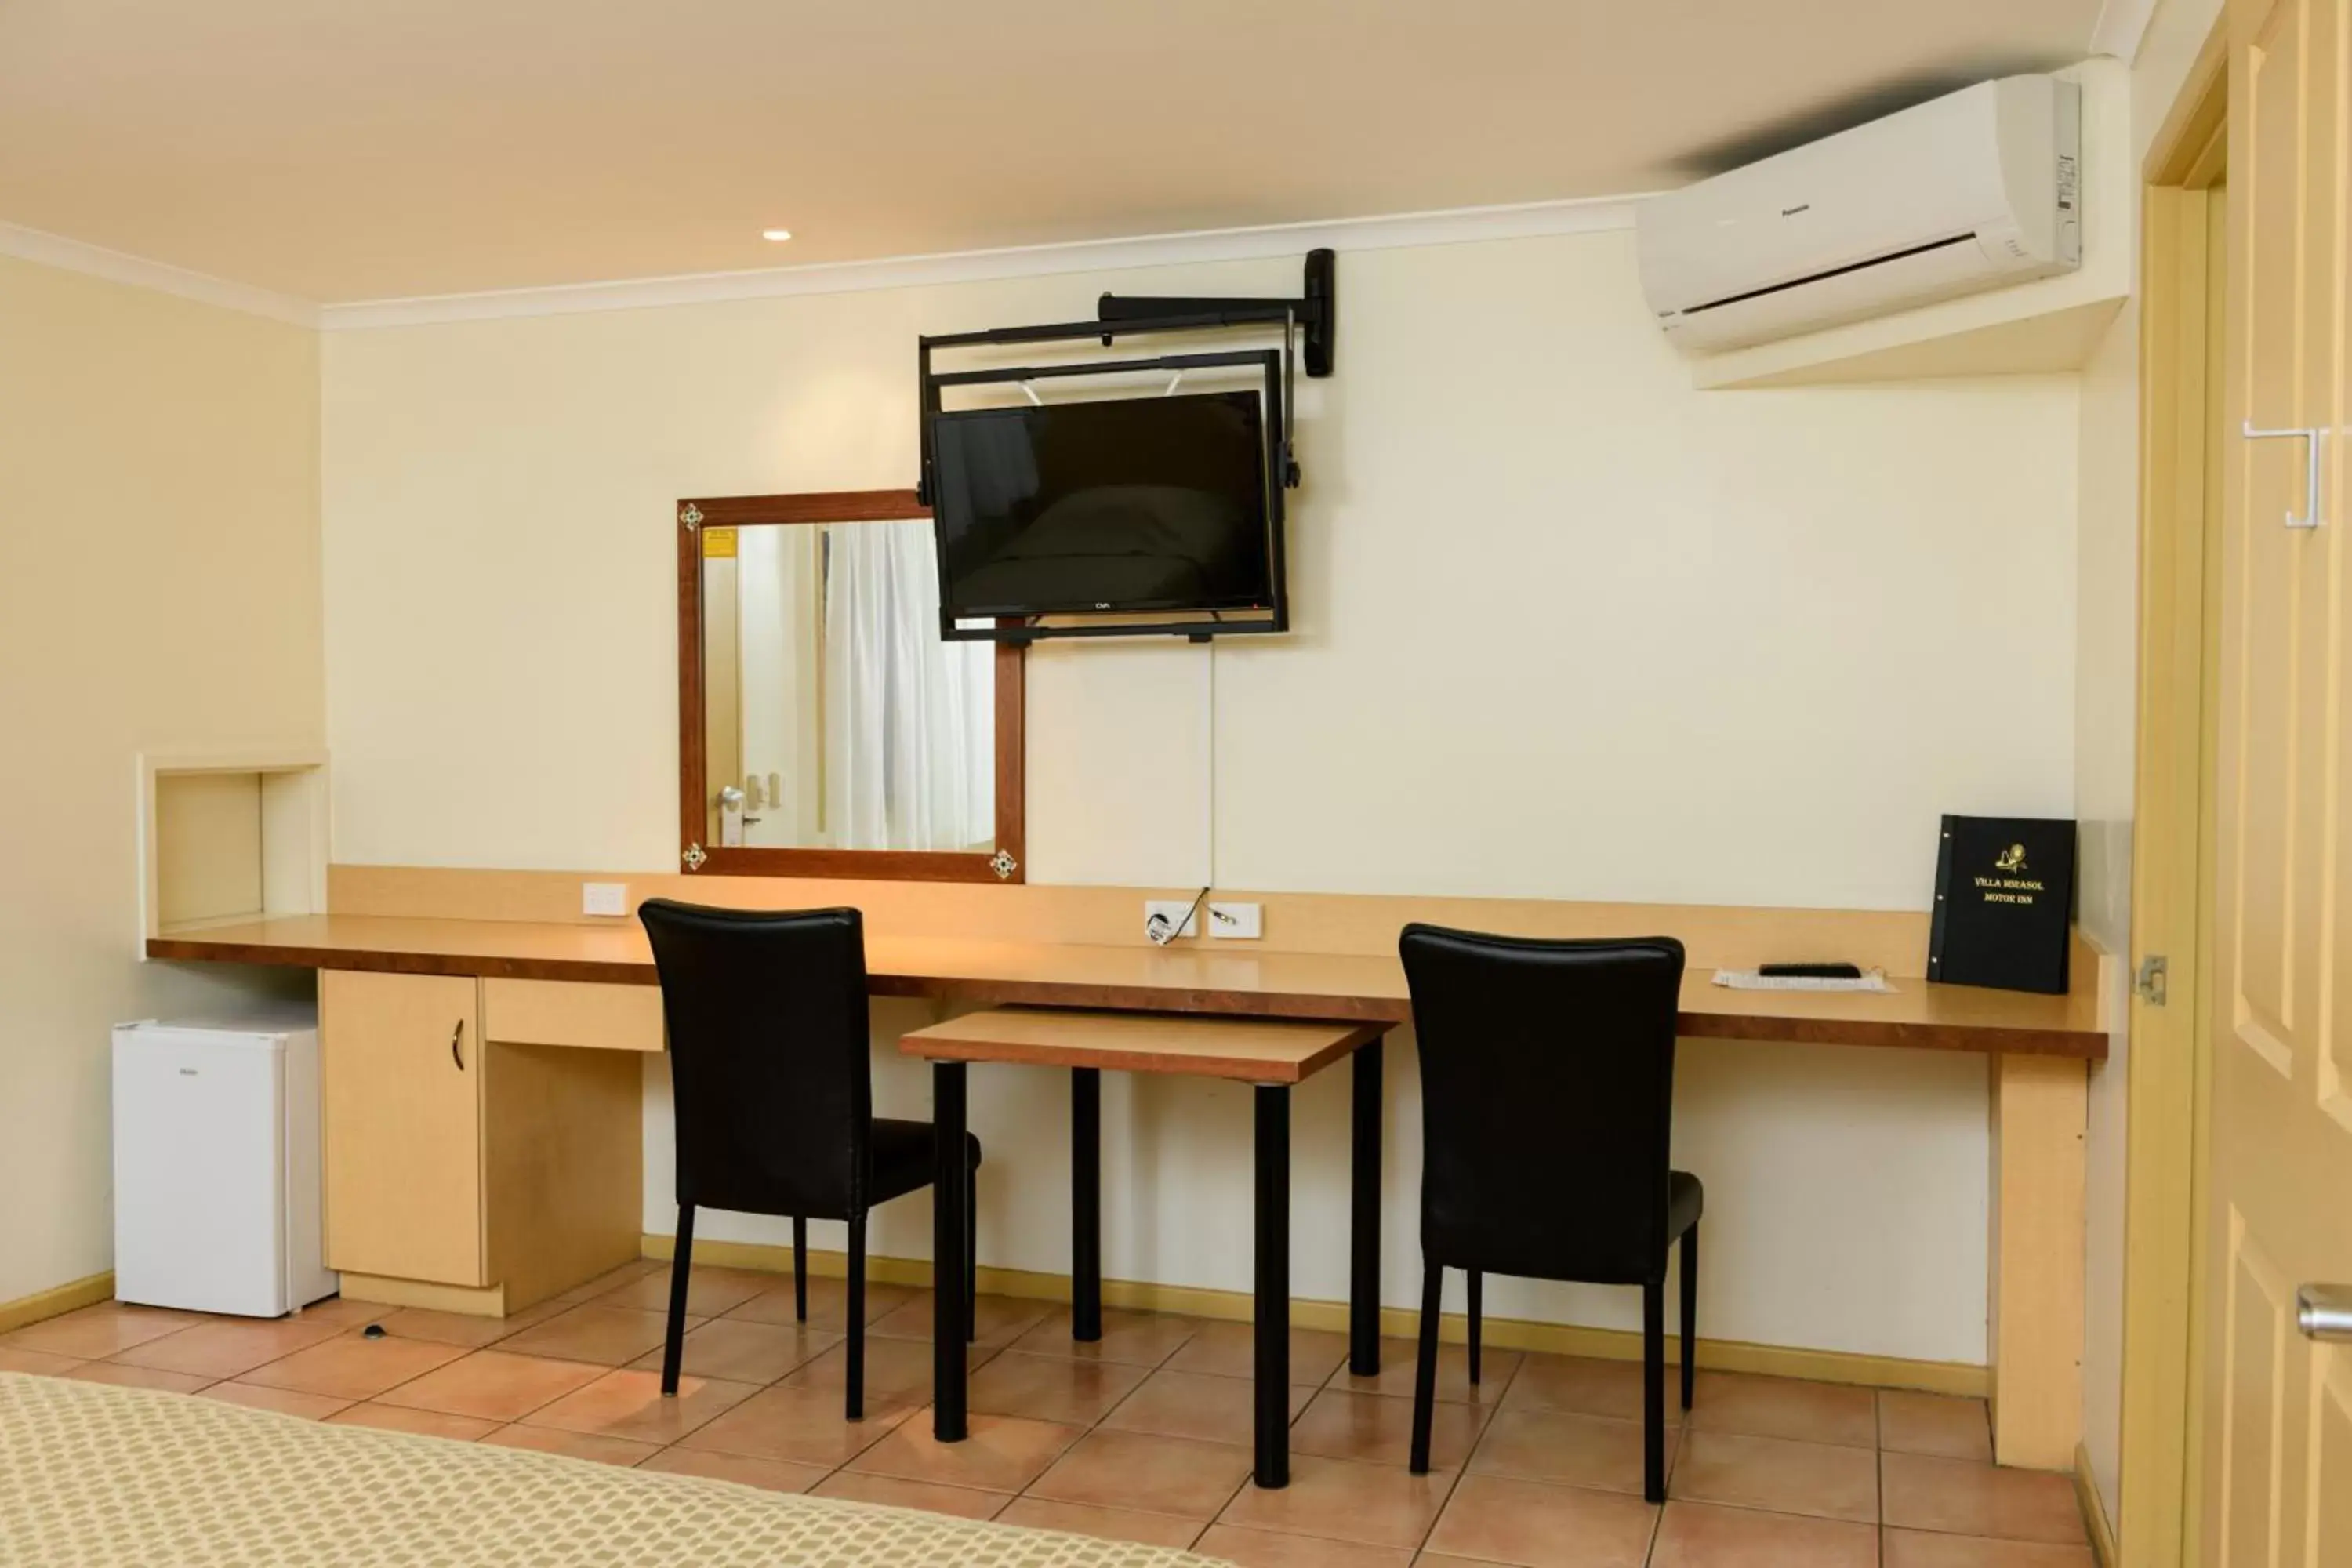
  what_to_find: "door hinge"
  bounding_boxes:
[2134,954,2168,1006]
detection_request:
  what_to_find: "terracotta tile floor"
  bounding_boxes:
[2,1265,2095,1567]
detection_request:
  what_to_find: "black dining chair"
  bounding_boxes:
[639,899,980,1420]
[1398,924,1701,1503]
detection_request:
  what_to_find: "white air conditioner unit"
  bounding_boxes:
[1638,74,2081,354]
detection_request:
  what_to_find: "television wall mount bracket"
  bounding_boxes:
[1096,247,1334,377]
[916,248,1333,507]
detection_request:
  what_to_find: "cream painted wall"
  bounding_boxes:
[322,227,2082,1366]
[0,255,323,1308]
[2074,0,2227,1530]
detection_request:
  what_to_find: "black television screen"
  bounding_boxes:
[929,391,1274,619]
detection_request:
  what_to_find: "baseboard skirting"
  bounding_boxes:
[641,1234,1988,1399]
[2075,1442,2120,1567]
[0,1270,116,1336]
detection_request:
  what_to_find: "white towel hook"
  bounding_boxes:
[2242,422,2328,529]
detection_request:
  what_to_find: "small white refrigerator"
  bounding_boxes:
[112,1014,339,1317]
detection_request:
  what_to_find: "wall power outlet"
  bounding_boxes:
[582,882,629,917]
[1143,899,1202,942]
[1207,902,1263,939]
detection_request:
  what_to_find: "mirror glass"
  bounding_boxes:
[699,517,994,853]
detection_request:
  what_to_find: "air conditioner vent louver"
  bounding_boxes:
[1670,234,1979,321]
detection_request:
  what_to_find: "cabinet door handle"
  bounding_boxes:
[451,1019,466,1070]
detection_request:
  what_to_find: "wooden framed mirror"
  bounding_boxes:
[678,490,1025,882]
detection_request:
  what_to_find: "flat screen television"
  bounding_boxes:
[928,390,1277,625]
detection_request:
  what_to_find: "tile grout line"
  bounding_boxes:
[1411,1338,1501,1559]
[1878,1389,1889,1559]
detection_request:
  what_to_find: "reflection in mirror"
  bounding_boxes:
[700,517,993,853]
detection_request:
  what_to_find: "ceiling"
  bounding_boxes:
[0,1,2107,305]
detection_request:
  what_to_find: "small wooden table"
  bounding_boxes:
[899,1007,1389,1490]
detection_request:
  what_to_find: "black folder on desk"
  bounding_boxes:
[1928,815,2076,995]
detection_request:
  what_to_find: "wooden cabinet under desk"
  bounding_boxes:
[319,970,650,1316]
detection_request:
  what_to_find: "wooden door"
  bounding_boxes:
[319,970,486,1287]
[2201,0,2352,1559]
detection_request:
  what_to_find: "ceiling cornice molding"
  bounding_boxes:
[0,194,1644,333]
[0,220,320,327]
[317,195,1646,331]
[2088,0,2159,63]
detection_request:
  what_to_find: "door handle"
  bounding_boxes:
[2241,423,2328,530]
[450,1019,466,1071]
[2299,1283,2352,1342]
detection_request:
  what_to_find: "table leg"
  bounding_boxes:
[1254,1082,1292,1490]
[932,1060,969,1443]
[1988,1052,2086,1468]
[1072,1066,1102,1343]
[1350,1036,1384,1377]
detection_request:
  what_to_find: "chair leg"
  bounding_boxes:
[1642,1278,1666,1504]
[1409,1262,1443,1475]
[793,1216,808,1323]
[1467,1269,1483,1385]
[660,1204,695,1397]
[966,1162,978,1341]
[845,1213,867,1422]
[1680,1224,1698,1411]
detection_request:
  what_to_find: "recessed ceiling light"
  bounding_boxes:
[761,228,793,242]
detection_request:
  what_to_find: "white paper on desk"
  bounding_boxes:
[1711,969,1895,993]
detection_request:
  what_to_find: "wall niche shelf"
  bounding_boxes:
[137,746,329,953]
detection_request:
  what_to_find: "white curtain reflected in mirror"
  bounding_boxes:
[702,518,993,852]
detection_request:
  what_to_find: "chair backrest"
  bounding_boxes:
[638,899,873,1218]
[1399,924,1686,1286]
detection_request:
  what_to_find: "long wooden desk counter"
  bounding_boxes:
[147,913,2106,1059]
[148,883,2107,1472]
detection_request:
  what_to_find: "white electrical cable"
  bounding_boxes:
[1203,636,1217,892]
[1143,644,1216,948]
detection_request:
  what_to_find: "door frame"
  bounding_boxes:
[2120,17,2230,1568]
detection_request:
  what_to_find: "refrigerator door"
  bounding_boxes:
[279,1027,338,1308]
[112,1025,287,1316]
